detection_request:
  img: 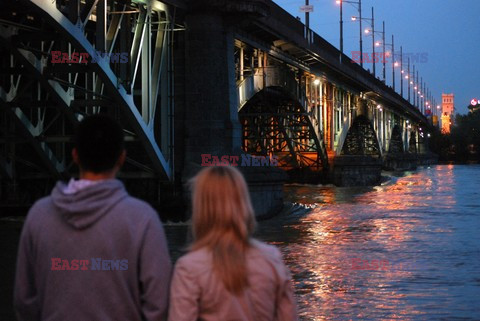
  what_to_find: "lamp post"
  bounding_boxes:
[408,65,417,106]
[415,70,420,108]
[373,22,389,82]
[371,7,375,76]
[400,46,403,97]
[341,0,363,66]
[407,58,410,102]
[391,35,395,90]
[420,79,424,114]
[305,0,310,40]
[382,21,385,81]
[362,7,376,76]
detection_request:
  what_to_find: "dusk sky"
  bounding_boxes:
[273,0,480,114]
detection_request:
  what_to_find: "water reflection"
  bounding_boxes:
[255,165,480,320]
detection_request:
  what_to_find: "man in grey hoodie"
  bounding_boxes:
[14,114,172,320]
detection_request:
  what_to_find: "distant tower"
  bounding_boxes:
[441,93,454,134]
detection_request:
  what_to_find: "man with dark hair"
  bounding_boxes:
[14,114,171,320]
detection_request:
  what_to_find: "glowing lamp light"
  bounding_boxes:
[421,95,424,98]
[401,70,405,74]
[437,105,441,109]
[405,75,409,79]
[364,29,370,34]
[471,99,478,106]
[375,41,381,47]
[336,0,341,4]
[410,81,413,84]
[313,79,321,85]
[351,16,357,21]
[414,86,417,90]
[394,62,399,67]
[418,91,421,94]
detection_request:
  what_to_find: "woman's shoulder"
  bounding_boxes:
[249,239,283,261]
[175,248,212,272]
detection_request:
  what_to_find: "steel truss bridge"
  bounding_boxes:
[0,0,433,206]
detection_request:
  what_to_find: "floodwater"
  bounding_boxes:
[167,164,480,320]
[3,165,479,320]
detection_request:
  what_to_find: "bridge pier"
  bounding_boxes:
[383,153,418,171]
[181,3,285,218]
[332,156,382,186]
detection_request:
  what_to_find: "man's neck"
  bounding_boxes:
[79,171,116,181]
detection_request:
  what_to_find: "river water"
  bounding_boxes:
[166,164,480,320]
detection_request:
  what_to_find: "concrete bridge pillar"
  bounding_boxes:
[356,98,369,117]
[183,10,241,167]
[181,2,284,218]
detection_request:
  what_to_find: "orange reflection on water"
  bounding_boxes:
[277,166,459,320]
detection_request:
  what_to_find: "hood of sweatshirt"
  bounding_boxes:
[51,179,128,229]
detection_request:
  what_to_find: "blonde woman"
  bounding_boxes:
[168,166,298,321]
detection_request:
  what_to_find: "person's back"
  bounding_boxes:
[14,114,171,321]
[170,240,296,321]
[168,166,298,321]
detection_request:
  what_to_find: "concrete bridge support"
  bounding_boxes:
[182,2,285,218]
[332,99,383,186]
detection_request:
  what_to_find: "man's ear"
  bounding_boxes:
[72,148,80,165]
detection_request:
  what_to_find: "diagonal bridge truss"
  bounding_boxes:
[0,0,180,204]
[239,86,328,173]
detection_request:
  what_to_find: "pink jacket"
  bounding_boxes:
[168,240,298,321]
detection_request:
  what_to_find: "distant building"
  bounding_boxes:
[468,98,479,113]
[441,93,454,134]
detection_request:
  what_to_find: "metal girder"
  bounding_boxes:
[25,0,173,180]
[0,28,78,142]
[388,125,404,154]
[0,86,66,177]
[341,115,381,157]
[240,87,328,171]
[0,154,13,179]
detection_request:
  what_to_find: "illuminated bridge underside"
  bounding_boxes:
[341,115,381,156]
[0,0,176,203]
[240,87,328,171]
[388,125,405,154]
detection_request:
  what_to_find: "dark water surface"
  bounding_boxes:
[2,165,479,320]
[167,164,480,320]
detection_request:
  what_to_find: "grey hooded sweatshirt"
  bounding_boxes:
[14,179,172,321]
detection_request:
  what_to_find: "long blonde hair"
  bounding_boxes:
[189,166,256,294]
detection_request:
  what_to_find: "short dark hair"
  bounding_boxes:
[74,114,125,173]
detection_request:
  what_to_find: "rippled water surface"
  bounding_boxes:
[166,165,480,320]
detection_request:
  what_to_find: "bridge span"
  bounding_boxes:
[0,0,436,217]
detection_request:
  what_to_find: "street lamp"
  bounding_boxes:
[400,46,403,97]
[337,0,363,65]
[377,33,396,89]
[362,7,377,77]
